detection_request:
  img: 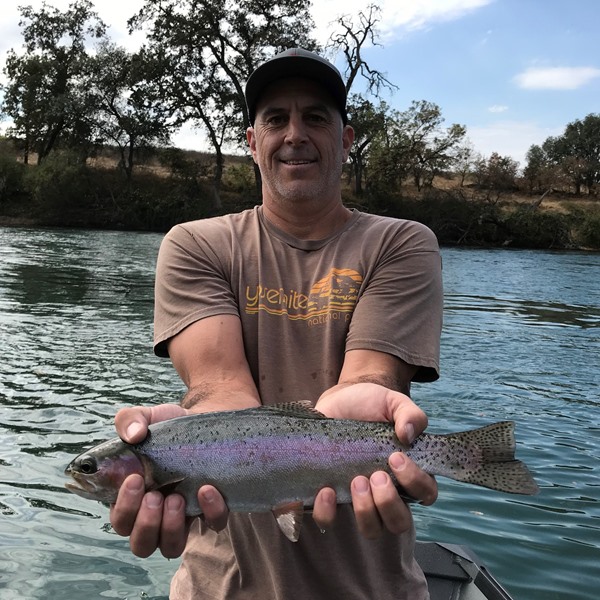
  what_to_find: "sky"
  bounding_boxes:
[1,0,598,167]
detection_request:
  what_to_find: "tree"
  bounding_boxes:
[536,113,600,195]
[86,42,175,179]
[364,107,411,198]
[328,4,397,97]
[327,4,398,197]
[345,95,387,196]
[129,0,318,204]
[523,144,553,194]
[473,152,519,192]
[398,100,466,190]
[1,0,107,164]
[364,101,466,197]
[453,140,477,187]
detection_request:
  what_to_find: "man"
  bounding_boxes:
[111,48,442,599]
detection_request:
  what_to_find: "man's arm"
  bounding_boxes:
[111,325,436,554]
[169,316,261,412]
[313,348,438,538]
[110,315,261,558]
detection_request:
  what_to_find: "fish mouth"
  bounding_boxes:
[64,470,114,502]
[64,479,103,501]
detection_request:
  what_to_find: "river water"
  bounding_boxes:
[0,227,598,600]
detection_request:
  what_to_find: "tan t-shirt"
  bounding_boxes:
[154,206,442,599]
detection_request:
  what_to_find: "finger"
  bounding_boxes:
[115,404,188,443]
[110,474,145,536]
[351,476,383,539]
[159,494,188,559]
[128,491,164,558]
[115,407,152,443]
[389,452,438,506]
[391,401,428,446]
[198,485,229,532]
[312,487,337,531]
[369,471,412,535]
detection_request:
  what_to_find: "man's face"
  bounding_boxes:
[247,78,354,207]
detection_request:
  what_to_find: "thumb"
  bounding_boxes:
[114,403,187,443]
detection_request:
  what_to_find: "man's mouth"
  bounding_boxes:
[280,159,315,165]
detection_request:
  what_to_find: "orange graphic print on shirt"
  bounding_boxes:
[244,268,363,324]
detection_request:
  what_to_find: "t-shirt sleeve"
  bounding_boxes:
[153,223,239,357]
[346,222,443,382]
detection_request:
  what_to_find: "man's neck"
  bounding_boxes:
[261,199,352,241]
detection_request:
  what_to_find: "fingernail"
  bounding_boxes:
[126,422,144,441]
[371,471,388,487]
[201,489,214,504]
[323,489,336,504]
[353,477,370,495]
[126,476,144,494]
[166,495,183,513]
[404,423,415,444]
[145,492,162,509]
[390,452,406,470]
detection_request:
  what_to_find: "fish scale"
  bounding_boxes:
[65,402,539,541]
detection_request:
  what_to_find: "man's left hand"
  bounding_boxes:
[313,382,438,538]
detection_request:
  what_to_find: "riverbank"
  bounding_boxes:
[1,147,598,249]
[2,198,599,252]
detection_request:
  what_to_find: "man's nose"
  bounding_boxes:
[284,115,309,144]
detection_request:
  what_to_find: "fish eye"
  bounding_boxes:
[78,456,98,475]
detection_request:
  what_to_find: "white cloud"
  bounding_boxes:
[514,66,600,90]
[488,105,508,113]
[312,0,493,42]
[467,120,562,167]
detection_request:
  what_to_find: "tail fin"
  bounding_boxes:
[431,422,539,495]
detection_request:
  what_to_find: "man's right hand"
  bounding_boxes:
[109,404,229,558]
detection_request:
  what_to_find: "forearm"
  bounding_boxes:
[319,349,418,402]
[167,316,261,414]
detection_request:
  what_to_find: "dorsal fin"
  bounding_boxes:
[272,500,305,542]
[260,401,328,420]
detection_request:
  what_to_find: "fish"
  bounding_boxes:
[65,402,539,541]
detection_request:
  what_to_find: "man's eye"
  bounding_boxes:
[266,115,286,126]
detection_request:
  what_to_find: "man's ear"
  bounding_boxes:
[246,127,259,164]
[342,125,355,162]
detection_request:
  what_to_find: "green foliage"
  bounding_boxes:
[568,205,600,249]
[503,206,572,249]
[106,185,204,231]
[23,150,91,220]
[223,162,256,195]
[86,42,175,178]
[526,113,600,195]
[1,0,107,163]
[129,0,318,153]
[473,152,519,191]
[0,143,26,203]
[346,95,388,196]
[364,100,466,196]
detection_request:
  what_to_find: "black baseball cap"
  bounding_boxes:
[245,48,348,125]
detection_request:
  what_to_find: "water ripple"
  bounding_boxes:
[1,232,599,600]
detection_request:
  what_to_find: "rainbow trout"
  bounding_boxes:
[65,402,538,541]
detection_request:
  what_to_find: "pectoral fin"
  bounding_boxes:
[272,501,305,542]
